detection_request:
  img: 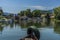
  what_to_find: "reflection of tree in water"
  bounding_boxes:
[10,23,14,28]
[27,22,33,26]
[19,21,29,28]
[19,20,42,28]
[45,20,50,26]
[19,20,52,28]
[33,22,41,28]
[54,22,60,34]
[45,13,51,26]
[41,20,51,27]
[0,23,9,34]
[0,26,4,34]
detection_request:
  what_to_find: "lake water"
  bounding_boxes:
[0,20,60,40]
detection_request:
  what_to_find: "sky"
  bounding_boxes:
[0,0,60,14]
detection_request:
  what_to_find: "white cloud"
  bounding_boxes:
[26,6,52,10]
[30,6,46,10]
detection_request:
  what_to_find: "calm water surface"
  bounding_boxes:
[0,20,60,40]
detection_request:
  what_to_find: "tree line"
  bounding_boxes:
[18,9,52,18]
[0,7,60,20]
[54,7,60,20]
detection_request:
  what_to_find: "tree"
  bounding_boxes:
[32,10,41,17]
[26,9,33,18]
[54,7,60,20]
[18,9,33,18]
[9,14,14,18]
[0,7,3,15]
[0,7,3,19]
[18,11,25,16]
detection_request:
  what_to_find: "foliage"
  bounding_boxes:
[18,9,42,18]
[54,22,60,34]
[54,7,60,20]
[32,10,41,17]
[0,8,3,15]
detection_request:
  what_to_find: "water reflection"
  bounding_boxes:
[0,20,50,33]
[54,22,60,34]
[0,20,60,35]
[0,26,3,34]
[9,23,14,28]
[19,20,51,28]
[0,23,7,34]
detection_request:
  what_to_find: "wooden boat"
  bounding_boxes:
[20,27,40,40]
[20,38,35,40]
[20,35,38,40]
[20,37,38,40]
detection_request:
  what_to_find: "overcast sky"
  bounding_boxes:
[0,0,60,14]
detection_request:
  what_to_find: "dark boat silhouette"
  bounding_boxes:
[20,27,40,40]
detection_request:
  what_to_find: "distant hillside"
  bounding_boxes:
[3,12,10,15]
[40,9,53,14]
[2,12,15,16]
[48,10,53,13]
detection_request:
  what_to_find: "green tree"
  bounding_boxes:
[18,11,25,16]
[18,9,33,18]
[26,9,33,18]
[54,22,60,34]
[32,10,41,17]
[9,14,14,18]
[0,8,3,19]
[0,7,3,15]
[54,7,60,20]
